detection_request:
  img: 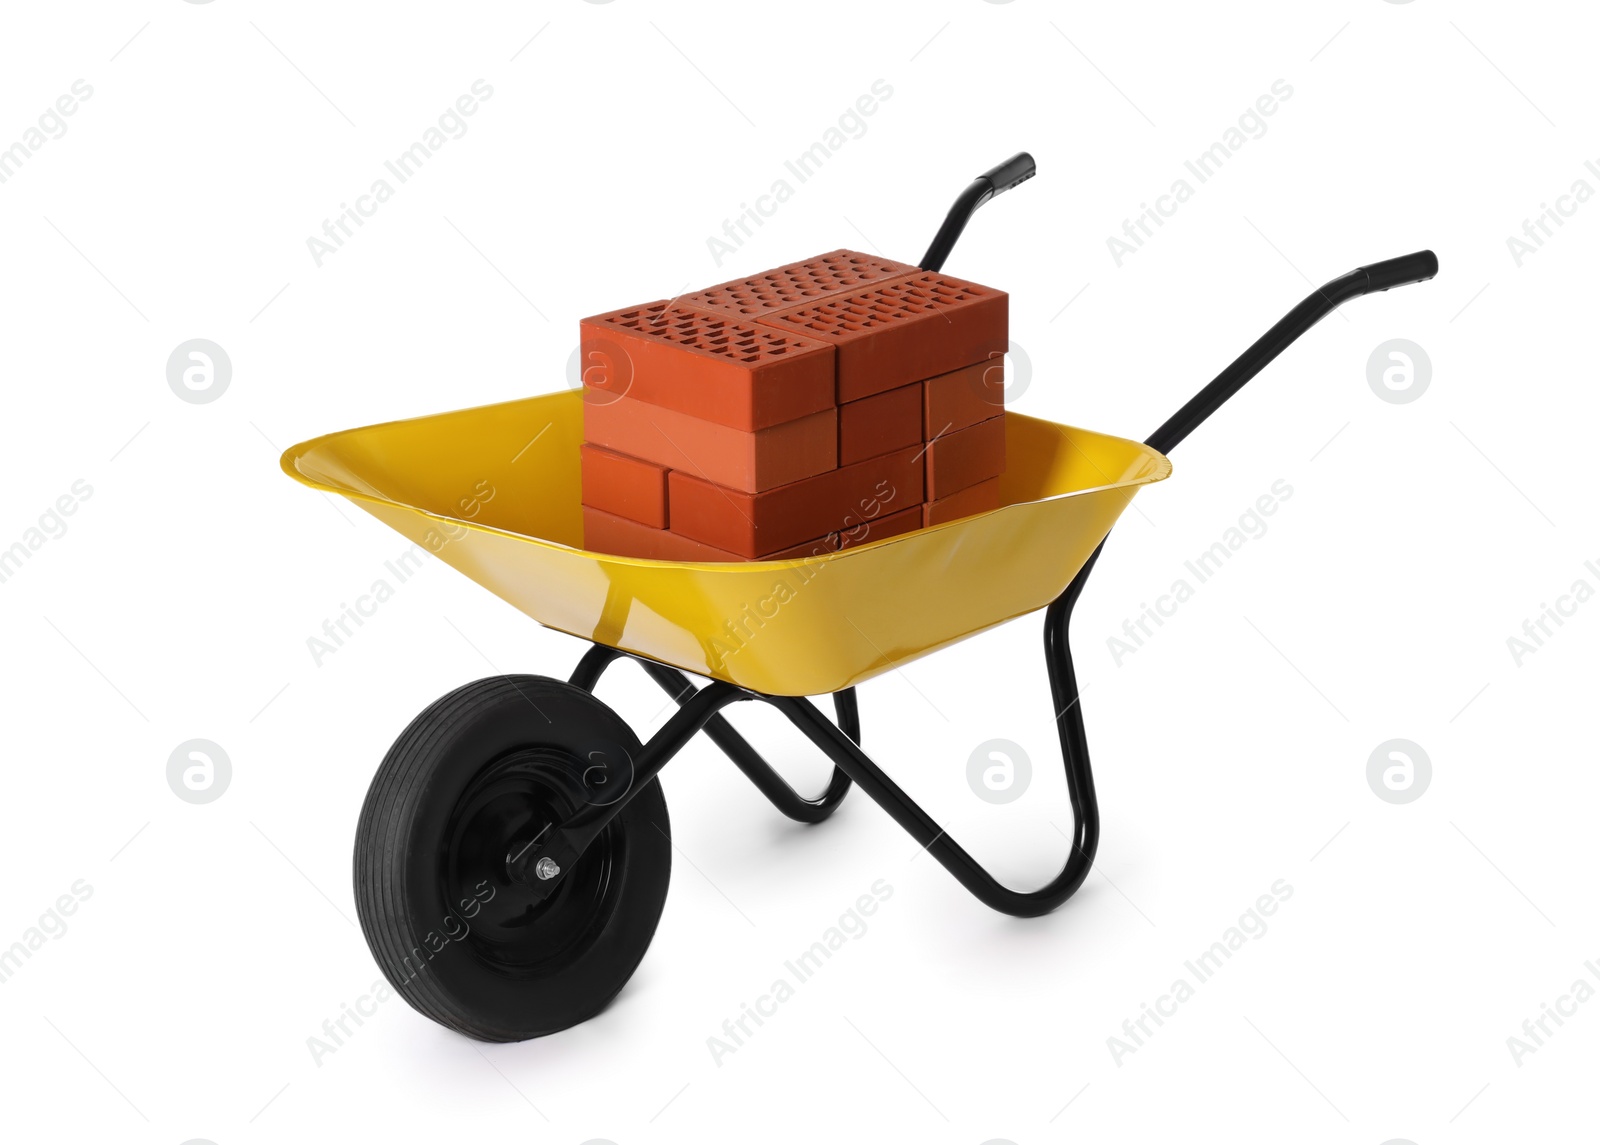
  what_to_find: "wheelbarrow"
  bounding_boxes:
[281,154,1439,1041]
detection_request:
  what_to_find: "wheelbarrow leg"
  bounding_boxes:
[767,554,1102,918]
[568,644,852,823]
[569,643,625,691]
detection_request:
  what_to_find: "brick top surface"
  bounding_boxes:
[583,300,832,368]
[758,271,1003,340]
[682,249,915,319]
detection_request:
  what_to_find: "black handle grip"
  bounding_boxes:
[981,151,1037,197]
[1359,250,1438,293]
[919,152,1038,272]
[1145,250,1441,455]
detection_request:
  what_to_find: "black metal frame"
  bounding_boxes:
[511,157,1440,916]
[569,644,854,825]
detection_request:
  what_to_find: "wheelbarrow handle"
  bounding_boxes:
[1145,250,1439,456]
[918,152,1037,272]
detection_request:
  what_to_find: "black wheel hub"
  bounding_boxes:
[443,748,620,975]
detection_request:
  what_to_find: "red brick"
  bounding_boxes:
[757,271,1007,402]
[580,444,667,528]
[923,477,1002,526]
[924,358,1004,438]
[582,507,883,564]
[925,415,1006,500]
[669,446,924,558]
[682,249,916,320]
[839,382,922,466]
[762,503,926,560]
[580,301,835,430]
[835,504,924,548]
[583,506,742,562]
[585,394,835,494]
[750,535,836,562]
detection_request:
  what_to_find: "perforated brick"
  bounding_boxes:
[580,301,835,430]
[669,446,924,558]
[758,271,1007,402]
[683,249,915,320]
[585,395,836,494]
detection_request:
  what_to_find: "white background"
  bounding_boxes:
[1,1,1595,1142]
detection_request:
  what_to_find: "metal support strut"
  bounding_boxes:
[555,623,1096,918]
[569,645,853,823]
[768,570,1101,917]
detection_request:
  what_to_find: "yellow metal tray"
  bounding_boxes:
[281,390,1169,696]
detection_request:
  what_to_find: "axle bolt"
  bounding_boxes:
[534,857,561,881]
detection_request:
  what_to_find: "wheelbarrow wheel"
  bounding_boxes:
[354,674,670,1042]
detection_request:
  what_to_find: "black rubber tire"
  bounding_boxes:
[354,675,670,1042]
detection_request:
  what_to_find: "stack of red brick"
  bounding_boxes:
[580,250,1008,561]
